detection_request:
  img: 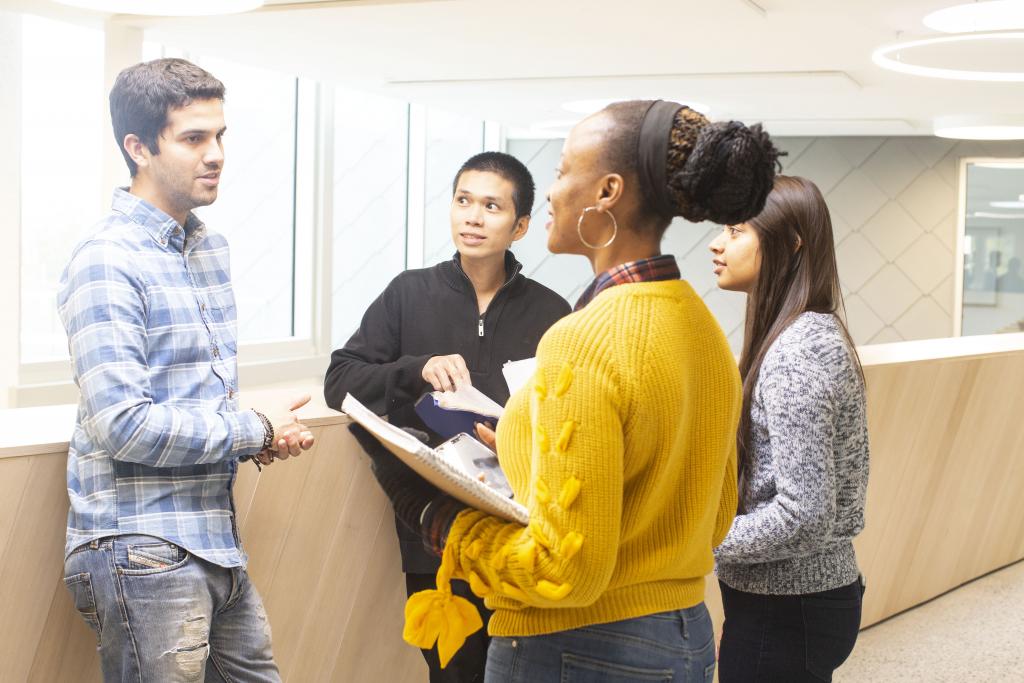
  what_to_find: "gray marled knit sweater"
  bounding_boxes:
[715,312,869,595]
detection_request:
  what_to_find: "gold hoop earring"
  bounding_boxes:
[577,207,618,249]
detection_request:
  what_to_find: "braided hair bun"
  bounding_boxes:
[666,110,780,225]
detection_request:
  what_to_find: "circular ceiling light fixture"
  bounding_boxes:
[563,98,711,116]
[872,31,1024,81]
[924,0,1024,33]
[934,115,1024,139]
[53,0,263,16]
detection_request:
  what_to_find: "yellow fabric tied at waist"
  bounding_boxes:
[403,540,484,668]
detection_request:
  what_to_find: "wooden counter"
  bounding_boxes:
[2,334,1023,681]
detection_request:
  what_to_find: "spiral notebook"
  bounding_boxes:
[342,393,529,524]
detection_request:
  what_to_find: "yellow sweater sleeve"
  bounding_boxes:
[446,345,624,610]
[712,447,739,548]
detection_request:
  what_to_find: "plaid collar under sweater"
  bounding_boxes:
[573,254,681,311]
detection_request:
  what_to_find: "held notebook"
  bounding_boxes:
[342,393,528,525]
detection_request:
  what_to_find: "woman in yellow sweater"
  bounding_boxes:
[350,100,780,682]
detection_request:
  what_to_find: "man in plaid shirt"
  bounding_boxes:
[58,58,312,682]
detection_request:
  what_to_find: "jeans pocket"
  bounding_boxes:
[801,589,862,681]
[63,572,102,641]
[560,652,674,682]
[121,540,190,575]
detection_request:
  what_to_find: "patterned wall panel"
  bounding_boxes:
[509,136,1024,349]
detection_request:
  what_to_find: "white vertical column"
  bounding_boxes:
[483,120,503,152]
[405,104,427,269]
[0,12,22,407]
[313,84,335,355]
[101,20,143,202]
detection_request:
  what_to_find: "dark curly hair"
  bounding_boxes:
[600,100,781,228]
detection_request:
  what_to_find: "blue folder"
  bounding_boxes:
[414,393,497,441]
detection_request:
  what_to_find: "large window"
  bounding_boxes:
[19,14,105,363]
[330,88,409,347]
[422,109,484,267]
[20,33,317,376]
[187,55,313,344]
[12,13,511,402]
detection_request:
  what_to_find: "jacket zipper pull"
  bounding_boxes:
[478,318,484,337]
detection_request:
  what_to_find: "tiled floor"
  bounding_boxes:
[835,560,1024,682]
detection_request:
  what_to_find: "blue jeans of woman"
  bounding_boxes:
[63,534,280,682]
[484,604,716,682]
[718,577,864,682]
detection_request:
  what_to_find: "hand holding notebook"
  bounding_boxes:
[343,393,528,524]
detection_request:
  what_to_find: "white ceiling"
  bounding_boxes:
[20,0,1024,136]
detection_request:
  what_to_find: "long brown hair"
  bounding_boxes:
[737,176,863,481]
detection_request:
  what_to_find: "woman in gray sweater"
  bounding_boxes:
[708,175,869,682]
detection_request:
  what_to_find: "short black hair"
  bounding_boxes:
[110,58,225,177]
[452,152,535,221]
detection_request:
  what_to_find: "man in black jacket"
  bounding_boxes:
[324,152,570,682]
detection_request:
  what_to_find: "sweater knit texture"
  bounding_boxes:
[443,280,741,638]
[715,312,869,595]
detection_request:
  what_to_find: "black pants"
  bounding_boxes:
[718,577,864,683]
[406,573,491,683]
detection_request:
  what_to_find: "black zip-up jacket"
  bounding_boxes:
[324,251,571,573]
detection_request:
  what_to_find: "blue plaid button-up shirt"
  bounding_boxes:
[57,188,266,567]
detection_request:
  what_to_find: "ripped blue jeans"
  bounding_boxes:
[63,535,280,683]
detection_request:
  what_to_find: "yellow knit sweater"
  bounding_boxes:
[406,280,740,659]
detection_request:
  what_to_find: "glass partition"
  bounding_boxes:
[958,160,1024,335]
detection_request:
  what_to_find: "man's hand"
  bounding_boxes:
[421,354,471,392]
[260,395,315,460]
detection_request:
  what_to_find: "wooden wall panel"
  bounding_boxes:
[1,345,1022,681]
[854,350,1024,626]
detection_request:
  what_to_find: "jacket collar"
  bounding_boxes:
[440,251,523,294]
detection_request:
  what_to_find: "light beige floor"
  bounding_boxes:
[835,560,1024,682]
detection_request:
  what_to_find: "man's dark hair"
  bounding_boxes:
[452,151,536,221]
[110,58,225,177]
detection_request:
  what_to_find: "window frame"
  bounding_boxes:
[954,156,1024,337]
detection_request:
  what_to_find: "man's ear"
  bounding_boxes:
[124,134,150,171]
[511,214,530,243]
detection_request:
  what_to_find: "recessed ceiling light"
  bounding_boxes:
[53,0,263,16]
[924,1,1024,33]
[934,115,1024,139]
[990,201,1024,208]
[872,31,1024,81]
[973,211,1024,219]
[973,162,1024,169]
[562,98,710,116]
